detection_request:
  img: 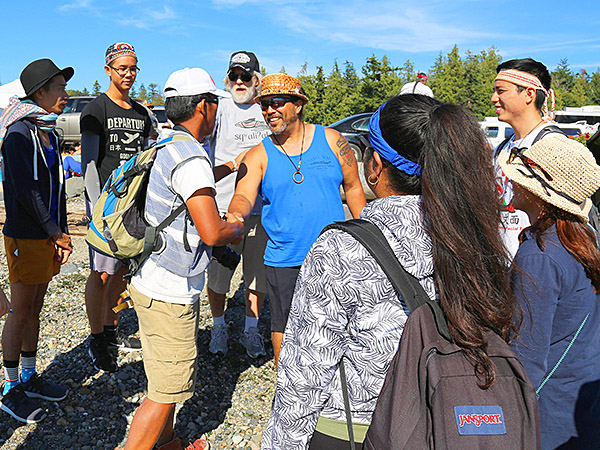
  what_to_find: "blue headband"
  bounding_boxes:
[368,103,422,177]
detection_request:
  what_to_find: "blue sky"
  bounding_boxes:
[1,0,599,95]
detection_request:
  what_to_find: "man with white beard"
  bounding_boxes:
[207,51,271,358]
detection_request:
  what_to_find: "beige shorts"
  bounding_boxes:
[207,214,268,295]
[4,236,60,285]
[129,285,199,404]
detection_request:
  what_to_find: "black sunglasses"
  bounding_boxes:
[228,71,253,83]
[260,97,297,111]
[201,95,219,105]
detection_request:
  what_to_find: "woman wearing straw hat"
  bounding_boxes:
[499,134,600,450]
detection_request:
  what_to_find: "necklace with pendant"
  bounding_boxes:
[273,124,305,184]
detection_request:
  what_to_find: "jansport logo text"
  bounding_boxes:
[459,414,503,428]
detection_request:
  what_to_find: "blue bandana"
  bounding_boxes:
[368,103,422,177]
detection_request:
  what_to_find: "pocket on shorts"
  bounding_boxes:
[129,285,152,309]
[147,342,197,394]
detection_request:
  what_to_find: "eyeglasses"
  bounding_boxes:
[508,147,553,181]
[228,71,253,83]
[260,97,297,111]
[108,65,140,76]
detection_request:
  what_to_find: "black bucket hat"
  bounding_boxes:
[20,58,74,97]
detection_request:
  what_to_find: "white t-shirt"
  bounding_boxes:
[399,81,434,98]
[209,97,270,214]
[495,122,560,258]
[131,156,215,304]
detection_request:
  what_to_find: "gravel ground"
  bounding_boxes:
[0,195,277,450]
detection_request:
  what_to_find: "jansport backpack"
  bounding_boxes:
[323,219,541,450]
[86,134,195,276]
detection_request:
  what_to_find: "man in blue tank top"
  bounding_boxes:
[229,73,366,367]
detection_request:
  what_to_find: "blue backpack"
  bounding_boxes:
[85,134,194,276]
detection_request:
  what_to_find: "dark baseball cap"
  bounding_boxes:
[20,58,74,97]
[228,51,259,73]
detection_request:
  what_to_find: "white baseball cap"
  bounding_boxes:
[164,67,230,99]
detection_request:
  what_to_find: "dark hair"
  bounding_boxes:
[520,206,600,292]
[26,75,57,103]
[496,58,551,111]
[164,93,216,124]
[373,94,516,388]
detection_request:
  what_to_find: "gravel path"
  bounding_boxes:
[0,196,277,450]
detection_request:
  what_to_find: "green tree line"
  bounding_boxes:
[297,45,600,124]
[66,45,600,124]
[67,81,165,105]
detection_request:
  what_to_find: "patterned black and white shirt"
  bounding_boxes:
[262,195,436,450]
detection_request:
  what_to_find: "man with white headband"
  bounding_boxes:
[491,58,561,257]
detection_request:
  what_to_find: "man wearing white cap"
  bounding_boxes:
[118,68,243,450]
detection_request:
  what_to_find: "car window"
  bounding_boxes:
[352,118,370,131]
[484,127,499,138]
[74,99,92,112]
[505,128,514,138]
[62,98,75,114]
[153,109,167,123]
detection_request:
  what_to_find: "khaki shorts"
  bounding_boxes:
[4,236,60,285]
[207,215,268,295]
[129,285,199,404]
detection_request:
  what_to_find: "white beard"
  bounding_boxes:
[231,85,256,104]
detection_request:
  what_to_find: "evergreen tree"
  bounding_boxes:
[138,83,147,101]
[321,61,353,125]
[147,83,164,105]
[92,80,102,95]
[589,69,600,104]
[462,47,502,119]
[552,58,576,109]
[430,45,465,105]
[67,89,87,96]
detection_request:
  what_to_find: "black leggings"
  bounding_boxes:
[309,430,364,450]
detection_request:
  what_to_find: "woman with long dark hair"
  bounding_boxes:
[500,135,600,450]
[261,94,517,450]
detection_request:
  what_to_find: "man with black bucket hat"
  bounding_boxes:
[0,58,74,423]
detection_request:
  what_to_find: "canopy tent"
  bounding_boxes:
[0,79,25,109]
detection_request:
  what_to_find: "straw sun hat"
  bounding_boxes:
[254,73,308,103]
[499,134,600,223]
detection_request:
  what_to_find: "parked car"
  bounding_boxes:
[479,116,598,149]
[328,112,373,161]
[56,96,96,149]
[151,106,171,129]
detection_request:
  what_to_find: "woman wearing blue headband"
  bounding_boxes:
[263,94,517,450]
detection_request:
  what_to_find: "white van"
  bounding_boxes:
[479,116,598,150]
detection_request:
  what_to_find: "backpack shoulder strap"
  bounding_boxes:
[153,133,196,150]
[322,219,452,341]
[494,135,514,159]
[532,124,564,145]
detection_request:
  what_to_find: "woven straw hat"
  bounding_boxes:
[254,73,308,103]
[499,134,600,222]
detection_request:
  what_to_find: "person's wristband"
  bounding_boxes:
[230,159,238,172]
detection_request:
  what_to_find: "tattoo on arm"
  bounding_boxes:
[336,136,355,167]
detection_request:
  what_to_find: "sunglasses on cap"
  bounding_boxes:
[228,71,253,83]
[260,97,298,111]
